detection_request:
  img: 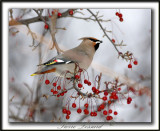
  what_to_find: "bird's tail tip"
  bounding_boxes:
[31,73,37,76]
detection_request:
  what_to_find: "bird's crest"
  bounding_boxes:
[79,37,99,41]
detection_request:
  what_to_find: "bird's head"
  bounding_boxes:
[79,37,103,51]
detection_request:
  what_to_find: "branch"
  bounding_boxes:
[87,9,120,54]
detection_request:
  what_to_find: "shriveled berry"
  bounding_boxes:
[72,103,76,108]
[45,79,50,85]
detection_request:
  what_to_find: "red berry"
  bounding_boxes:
[60,92,64,96]
[45,80,50,85]
[57,86,61,90]
[57,12,62,17]
[128,64,132,68]
[53,82,57,87]
[77,108,82,114]
[110,95,113,99]
[113,95,118,100]
[109,109,112,113]
[112,39,115,43]
[103,110,107,115]
[79,68,83,72]
[119,17,123,22]
[118,88,121,91]
[95,89,100,94]
[50,89,54,92]
[66,115,70,119]
[104,91,108,96]
[115,12,119,16]
[118,13,123,18]
[78,83,83,88]
[84,79,88,84]
[84,103,89,108]
[108,100,112,104]
[84,109,89,115]
[62,108,67,114]
[72,103,76,108]
[53,91,58,95]
[66,110,71,115]
[87,81,91,86]
[44,24,49,29]
[106,116,110,120]
[69,10,73,15]
[99,104,105,110]
[111,92,117,96]
[98,107,101,112]
[93,112,97,116]
[102,96,107,101]
[90,112,94,116]
[75,75,80,79]
[114,111,118,115]
[92,87,96,92]
[133,60,138,65]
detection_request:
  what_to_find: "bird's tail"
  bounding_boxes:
[31,68,56,76]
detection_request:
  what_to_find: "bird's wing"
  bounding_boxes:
[38,55,75,66]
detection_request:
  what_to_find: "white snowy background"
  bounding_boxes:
[8,9,151,122]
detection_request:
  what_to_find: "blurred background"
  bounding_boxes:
[8,9,151,122]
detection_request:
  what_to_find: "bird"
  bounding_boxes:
[31,37,102,77]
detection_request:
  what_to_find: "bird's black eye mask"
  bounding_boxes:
[88,38,103,44]
[88,38,99,42]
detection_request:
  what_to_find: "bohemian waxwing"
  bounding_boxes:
[31,37,102,77]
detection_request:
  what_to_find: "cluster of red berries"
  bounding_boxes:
[128,60,138,69]
[45,79,68,97]
[62,107,71,120]
[115,11,123,22]
[57,9,74,18]
[127,97,132,104]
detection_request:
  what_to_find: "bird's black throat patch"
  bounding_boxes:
[94,43,100,51]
